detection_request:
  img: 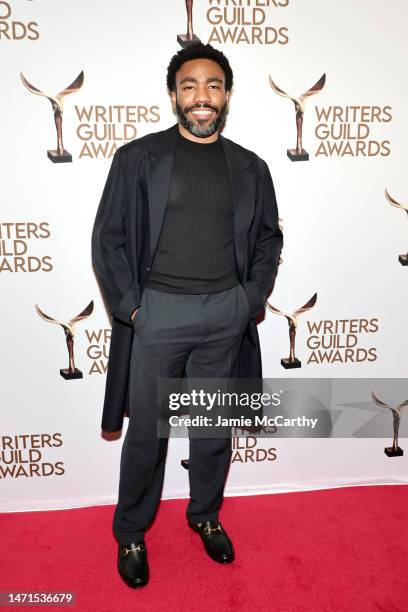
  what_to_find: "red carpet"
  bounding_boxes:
[2,486,408,611]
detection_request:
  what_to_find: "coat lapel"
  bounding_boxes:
[219,135,256,276]
[147,124,179,260]
[147,123,256,276]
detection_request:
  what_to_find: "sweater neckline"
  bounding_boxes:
[177,129,221,153]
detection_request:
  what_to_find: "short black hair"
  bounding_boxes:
[166,43,233,92]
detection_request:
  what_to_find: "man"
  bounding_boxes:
[92,43,283,589]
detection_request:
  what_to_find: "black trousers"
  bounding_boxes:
[113,283,250,544]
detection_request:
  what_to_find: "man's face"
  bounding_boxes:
[171,58,230,138]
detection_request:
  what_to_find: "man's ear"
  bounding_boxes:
[170,89,176,111]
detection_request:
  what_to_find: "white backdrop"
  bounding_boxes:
[1,0,407,512]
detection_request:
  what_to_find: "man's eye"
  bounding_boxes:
[209,85,220,89]
[184,86,193,90]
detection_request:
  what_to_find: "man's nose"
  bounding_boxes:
[193,86,210,104]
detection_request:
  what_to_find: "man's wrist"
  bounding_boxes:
[130,306,140,321]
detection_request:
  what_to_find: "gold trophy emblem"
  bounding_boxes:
[385,189,408,266]
[177,0,200,47]
[35,301,94,379]
[267,293,317,369]
[371,391,408,457]
[20,70,84,163]
[269,74,326,162]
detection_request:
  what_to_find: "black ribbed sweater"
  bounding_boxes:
[146,130,239,294]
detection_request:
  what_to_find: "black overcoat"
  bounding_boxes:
[91,123,283,432]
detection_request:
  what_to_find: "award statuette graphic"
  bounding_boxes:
[269,74,326,162]
[35,301,94,380]
[267,293,317,369]
[385,189,408,266]
[177,0,200,48]
[371,391,408,457]
[20,70,84,163]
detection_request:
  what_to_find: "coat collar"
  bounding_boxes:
[147,123,256,276]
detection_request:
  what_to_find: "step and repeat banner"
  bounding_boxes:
[1,0,407,512]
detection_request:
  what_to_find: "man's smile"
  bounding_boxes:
[189,108,216,120]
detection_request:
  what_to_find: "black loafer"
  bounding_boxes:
[188,519,234,564]
[118,541,149,588]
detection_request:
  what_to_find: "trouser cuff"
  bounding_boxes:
[186,511,218,524]
[115,531,145,545]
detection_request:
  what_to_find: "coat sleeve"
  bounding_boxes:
[91,148,140,324]
[242,159,283,319]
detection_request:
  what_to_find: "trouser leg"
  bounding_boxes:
[113,289,189,545]
[184,285,248,523]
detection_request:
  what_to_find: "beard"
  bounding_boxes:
[176,99,229,138]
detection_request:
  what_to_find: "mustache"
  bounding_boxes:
[183,103,219,114]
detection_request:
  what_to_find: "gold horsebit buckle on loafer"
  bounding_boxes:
[121,543,146,556]
[202,525,222,535]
